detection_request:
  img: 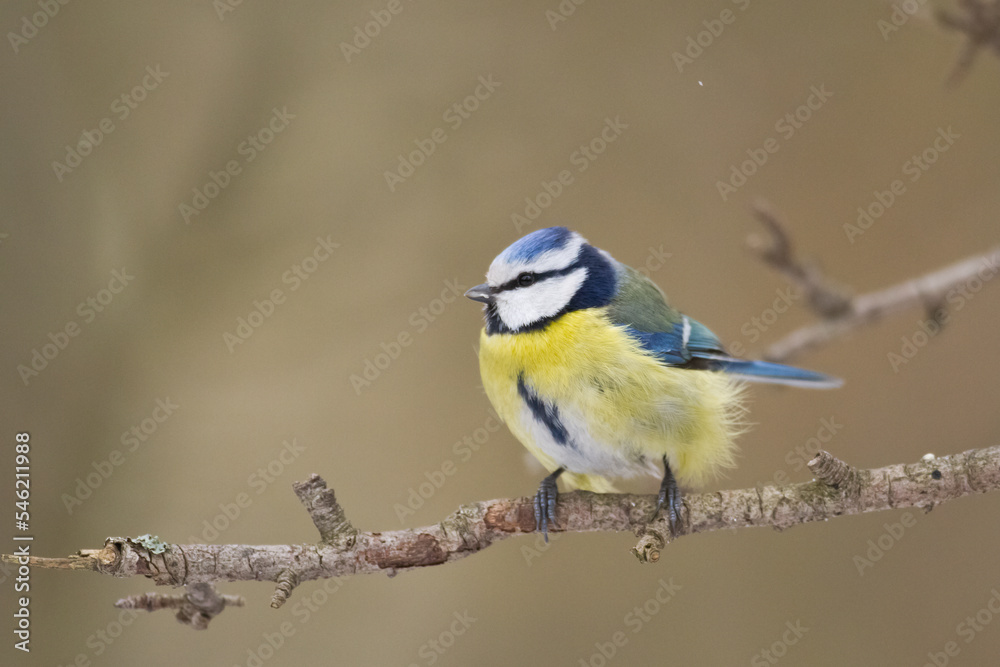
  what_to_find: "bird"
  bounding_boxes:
[464,226,841,540]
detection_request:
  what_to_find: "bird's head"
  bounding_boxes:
[465,227,618,333]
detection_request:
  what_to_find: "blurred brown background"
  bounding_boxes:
[3,1,1000,665]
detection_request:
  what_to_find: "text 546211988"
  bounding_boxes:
[13,431,32,653]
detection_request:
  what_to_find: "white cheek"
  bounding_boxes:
[495,269,587,330]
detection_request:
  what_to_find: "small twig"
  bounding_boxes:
[271,568,300,609]
[293,474,358,547]
[115,583,244,630]
[936,0,1000,85]
[749,199,853,318]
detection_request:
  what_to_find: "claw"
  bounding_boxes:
[534,468,564,542]
[652,456,683,534]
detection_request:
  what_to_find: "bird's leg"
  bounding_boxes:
[534,467,564,542]
[653,456,683,534]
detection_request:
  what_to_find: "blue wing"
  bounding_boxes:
[623,318,842,389]
[606,263,841,389]
[623,317,723,366]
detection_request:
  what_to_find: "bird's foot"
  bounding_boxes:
[651,457,683,535]
[534,468,564,542]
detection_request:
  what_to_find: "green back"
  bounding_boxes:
[604,263,682,332]
[605,262,725,354]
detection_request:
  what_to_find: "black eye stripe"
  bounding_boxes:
[496,263,581,292]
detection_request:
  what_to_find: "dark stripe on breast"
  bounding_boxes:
[517,374,572,447]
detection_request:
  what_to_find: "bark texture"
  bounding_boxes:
[8,446,999,610]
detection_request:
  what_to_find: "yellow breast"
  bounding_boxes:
[477,309,745,489]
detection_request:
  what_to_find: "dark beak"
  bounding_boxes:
[464,283,492,304]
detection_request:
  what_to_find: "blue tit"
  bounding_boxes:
[465,226,841,539]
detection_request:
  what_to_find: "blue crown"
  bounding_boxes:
[498,227,576,263]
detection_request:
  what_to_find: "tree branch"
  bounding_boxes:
[10,210,1000,629]
[747,200,1000,362]
[7,445,1000,626]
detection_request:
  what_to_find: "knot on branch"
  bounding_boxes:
[808,450,863,497]
[116,583,244,630]
[293,474,358,547]
[631,528,667,564]
[271,568,300,609]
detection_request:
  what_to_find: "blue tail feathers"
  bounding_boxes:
[704,356,843,389]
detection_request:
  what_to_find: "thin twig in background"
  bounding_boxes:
[746,199,1000,362]
[936,0,1000,85]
